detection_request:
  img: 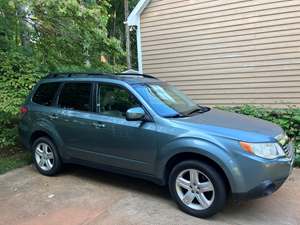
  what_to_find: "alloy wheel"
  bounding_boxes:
[175,169,215,210]
[35,142,54,171]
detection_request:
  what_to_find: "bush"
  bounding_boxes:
[0,50,43,151]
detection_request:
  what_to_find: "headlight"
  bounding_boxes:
[240,142,285,159]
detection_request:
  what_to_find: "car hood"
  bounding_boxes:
[171,109,283,142]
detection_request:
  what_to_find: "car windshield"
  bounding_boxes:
[134,83,209,118]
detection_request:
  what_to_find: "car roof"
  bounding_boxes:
[41,72,161,85]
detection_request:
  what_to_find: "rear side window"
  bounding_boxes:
[58,83,92,112]
[32,82,60,106]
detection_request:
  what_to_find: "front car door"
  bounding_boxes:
[87,82,157,174]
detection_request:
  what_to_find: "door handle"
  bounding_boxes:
[92,122,106,129]
[49,114,59,120]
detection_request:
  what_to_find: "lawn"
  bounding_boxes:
[0,151,31,175]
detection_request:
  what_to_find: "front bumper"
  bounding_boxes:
[233,177,287,200]
[232,142,294,200]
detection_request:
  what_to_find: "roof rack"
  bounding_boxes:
[45,72,158,80]
[117,72,158,79]
[45,72,108,79]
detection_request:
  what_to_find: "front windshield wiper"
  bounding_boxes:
[185,106,210,116]
[165,107,210,118]
[165,113,187,118]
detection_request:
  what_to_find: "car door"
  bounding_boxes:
[52,82,99,158]
[86,82,157,174]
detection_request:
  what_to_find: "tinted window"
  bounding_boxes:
[32,82,60,106]
[99,84,139,118]
[59,83,92,112]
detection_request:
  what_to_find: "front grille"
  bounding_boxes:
[282,142,292,158]
[281,141,295,160]
[282,142,289,155]
[276,132,293,159]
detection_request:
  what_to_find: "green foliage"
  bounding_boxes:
[221,105,300,166]
[225,105,300,140]
[28,0,125,70]
[0,0,126,70]
[107,0,139,69]
[0,151,31,174]
[0,50,43,149]
[295,154,300,167]
[0,50,43,112]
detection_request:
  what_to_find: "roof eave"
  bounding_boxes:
[127,0,151,26]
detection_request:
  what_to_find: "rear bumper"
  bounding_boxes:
[18,123,31,150]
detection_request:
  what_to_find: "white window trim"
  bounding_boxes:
[127,0,151,73]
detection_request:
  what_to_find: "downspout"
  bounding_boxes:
[127,0,150,73]
[136,18,143,73]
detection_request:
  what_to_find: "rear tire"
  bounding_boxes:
[32,137,62,176]
[169,160,227,218]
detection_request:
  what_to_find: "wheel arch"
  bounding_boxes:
[163,152,231,193]
[30,130,54,147]
[29,128,65,159]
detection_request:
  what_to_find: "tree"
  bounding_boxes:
[0,0,31,52]
[0,0,125,71]
[107,0,138,69]
[29,0,125,70]
[124,0,131,69]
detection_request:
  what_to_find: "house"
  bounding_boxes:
[127,0,300,107]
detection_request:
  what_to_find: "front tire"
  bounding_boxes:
[169,160,227,218]
[32,137,62,176]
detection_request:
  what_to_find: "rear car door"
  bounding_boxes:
[28,82,62,144]
[52,82,98,158]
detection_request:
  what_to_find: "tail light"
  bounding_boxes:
[20,106,29,114]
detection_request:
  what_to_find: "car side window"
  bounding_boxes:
[98,84,140,118]
[58,82,92,112]
[32,82,61,106]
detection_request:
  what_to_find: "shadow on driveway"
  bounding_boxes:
[64,164,170,200]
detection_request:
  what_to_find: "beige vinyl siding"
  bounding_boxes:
[140,0,300,107]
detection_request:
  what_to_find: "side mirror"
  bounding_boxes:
[126,107,145,121]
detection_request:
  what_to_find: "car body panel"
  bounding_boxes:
[171,109,283,143]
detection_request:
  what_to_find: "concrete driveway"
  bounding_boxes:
[0,165,299,225]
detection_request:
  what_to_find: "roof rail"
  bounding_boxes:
[117,72,158,79]
[45,72,109,79]
[45,72,158,80]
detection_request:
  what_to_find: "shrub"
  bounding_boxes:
[0,50,43,151]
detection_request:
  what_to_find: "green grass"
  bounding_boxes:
[0,151,32,175]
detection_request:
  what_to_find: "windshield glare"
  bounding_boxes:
[134,83,200,117]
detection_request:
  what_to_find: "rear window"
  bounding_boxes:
[58,82,92,112]
[32,82,61,106]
